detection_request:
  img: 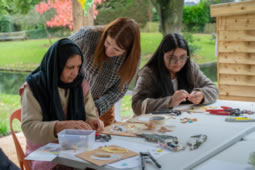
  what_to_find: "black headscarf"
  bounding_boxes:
[26,38,86,121]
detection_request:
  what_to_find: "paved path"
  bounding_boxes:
[0,132,26,168]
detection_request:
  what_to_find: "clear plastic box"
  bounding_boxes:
[57,129,95,151]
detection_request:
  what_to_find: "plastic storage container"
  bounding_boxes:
[58,129,95,151]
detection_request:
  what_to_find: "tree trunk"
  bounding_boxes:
[147,1,153,22]
[150,0,184,35]
[72,0,94,32]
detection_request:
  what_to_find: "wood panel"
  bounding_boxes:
[219,74,255,86]
[219,85,255,98]
[219,95,255,102]
[218,30,255,41]
[218,53,255,65]
[218,42,255,53]
[217,14,255,31]
[211,0,255,17]
[218,63,255,76]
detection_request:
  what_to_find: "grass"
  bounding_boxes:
[0,38,59,71]
[192,33,216,64]
[0,32,217,135]
[0,94,21,135]
[0,33,216,71]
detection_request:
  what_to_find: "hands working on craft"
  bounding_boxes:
[170,90,204,107]
[55,119,104,136]
[132,33,218,115]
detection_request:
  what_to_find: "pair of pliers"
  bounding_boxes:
[206,106,241,116]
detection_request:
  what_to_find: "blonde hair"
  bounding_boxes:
[93,17,141,90]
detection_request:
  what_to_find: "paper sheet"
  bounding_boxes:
[25,143,85,161]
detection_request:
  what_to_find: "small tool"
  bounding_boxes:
[225,117,255,122]
[151,109,181,116]
[206,106,241,116]
[140,152,161,170]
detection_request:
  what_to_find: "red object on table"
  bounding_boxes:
[206,106,232,115]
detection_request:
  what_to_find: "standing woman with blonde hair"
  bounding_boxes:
[69,17,141,126]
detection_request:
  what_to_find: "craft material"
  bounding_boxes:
[140,152,161,170]
[180,118,197,123]
[158,126,173,133]
[241,110,255,115]
[187,134,207,150]
[149,116,166,125]
[225,117,255,122]
[102,122,147,137]
[177,105,216,113]
[151,109,181,116]
[138,134,178,143]
[102,146,128,153]
[94,153,111,158]
[159,138,185,152]
[76,145,138,166]
[112,125,126,132]
[95,134,111,142]
[145,121,157,130]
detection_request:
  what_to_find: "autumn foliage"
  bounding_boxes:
[35,0,106,30]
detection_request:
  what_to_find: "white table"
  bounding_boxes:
[243,131,255,141]
[53,100,255,170]
[193,141,255,170]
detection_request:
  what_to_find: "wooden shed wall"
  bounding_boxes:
[216,12,255,102]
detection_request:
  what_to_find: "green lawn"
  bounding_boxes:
[0,32,217,135]
[192,33,216,64]
[0,33,216,71]
[0,94,21,135]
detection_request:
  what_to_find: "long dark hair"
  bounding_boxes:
[145,33,194,98]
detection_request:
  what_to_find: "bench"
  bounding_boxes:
[0,31,27,41]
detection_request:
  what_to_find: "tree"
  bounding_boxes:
[150,0,184,35]
[72,0,93,32]
[72,0,106,32]
[0,0,40,15]
[183,1,210,32]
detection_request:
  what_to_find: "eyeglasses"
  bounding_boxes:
[167,55,189,64]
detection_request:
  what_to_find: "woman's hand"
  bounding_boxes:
[188,91,204,104]
[169,90,189,107]
[87,119,104,134]
[54,120,92,136]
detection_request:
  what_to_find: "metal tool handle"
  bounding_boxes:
[140,153,145,170]
[148,153,161,168]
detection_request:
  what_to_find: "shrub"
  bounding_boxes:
[0,15,15,32]
[95,0,150,27]
[182,32,201,55]
[182,1,210,33]
[0,121,9,137]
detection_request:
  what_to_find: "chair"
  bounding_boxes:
[10,109,31,170]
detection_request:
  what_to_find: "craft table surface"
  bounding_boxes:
[243,131,255,141]
[52,100,255,170]
[193,140,255,170]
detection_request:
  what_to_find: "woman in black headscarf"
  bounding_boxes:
[20,38,103,169]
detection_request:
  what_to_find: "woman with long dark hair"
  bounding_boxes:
[132,33,218,115]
